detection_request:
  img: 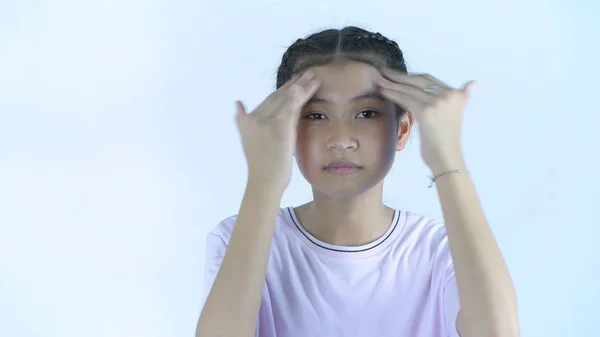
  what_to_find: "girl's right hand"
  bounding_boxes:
[235,70,321,189]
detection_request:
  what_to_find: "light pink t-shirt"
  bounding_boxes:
[204,207,461,337]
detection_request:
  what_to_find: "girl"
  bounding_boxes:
[196,26,519,337]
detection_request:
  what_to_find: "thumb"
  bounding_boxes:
[461,81,477,98]
[235,100,246,123]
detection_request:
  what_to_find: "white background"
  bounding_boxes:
[1,0,598,336]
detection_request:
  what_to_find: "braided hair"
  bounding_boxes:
[275,26,408,89]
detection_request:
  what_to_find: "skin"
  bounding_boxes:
[292,60,519,337]
[293,60,411,246]
[197,60,519,337]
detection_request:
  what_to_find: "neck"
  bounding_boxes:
[295,182,395,246]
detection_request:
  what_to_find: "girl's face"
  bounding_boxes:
[295,60,412,199]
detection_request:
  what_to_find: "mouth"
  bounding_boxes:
[323,160,362,174]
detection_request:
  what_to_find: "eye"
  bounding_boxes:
[305,113,327,120]
[357,110,379,119]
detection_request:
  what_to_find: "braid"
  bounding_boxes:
[276,26,407,89]
[355,32,406,68]
[355,32,399,48]
[342,30,407,73]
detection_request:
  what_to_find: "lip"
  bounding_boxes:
[324,160,361,174]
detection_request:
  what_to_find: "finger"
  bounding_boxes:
[374,74,437,104]
[281,69,315,89]
[378,87,426,117]
[380,68,451,90]
[293,69,316,87]
[420,73,451,89]
[287,76,321,110]
[379,67,406,82]
[380,68,433,89]
[280,73,300,89]
[254,71,312,118]
[235,100,247,123]
[269,70,315,107]
[260,76,321,120]
[461,80,477,98]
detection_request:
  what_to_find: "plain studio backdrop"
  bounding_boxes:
[0,0,598,336]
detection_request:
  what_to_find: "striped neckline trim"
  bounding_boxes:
[284,206,404,258]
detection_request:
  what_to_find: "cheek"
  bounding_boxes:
[361,119,398,174]
[296,123,316,150]
[364,116,398,147]
[361,127,397,160]
[295,124,322,170]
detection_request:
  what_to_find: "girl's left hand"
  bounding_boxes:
[374,68,476,175]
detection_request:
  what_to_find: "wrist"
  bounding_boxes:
[428,155,467,176]
[246,177,287,196]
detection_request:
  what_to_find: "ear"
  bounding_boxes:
[396,110,414,151]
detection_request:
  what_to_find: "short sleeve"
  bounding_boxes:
[203,231,228,306]
[443,271,462,337]
[202,228,267,337]
[430,221,461,337]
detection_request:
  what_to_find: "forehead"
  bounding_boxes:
[310,61,379,101]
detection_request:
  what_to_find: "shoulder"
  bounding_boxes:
[401,211,449,249]
[207,207,290,243]
[207,213,237,242]
[396,210,453,268]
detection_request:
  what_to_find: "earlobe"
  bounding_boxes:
[395,130,410,151]
[396,111,413,151]
[396,137,408,151]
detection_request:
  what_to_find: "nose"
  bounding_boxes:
[327,121,357,152]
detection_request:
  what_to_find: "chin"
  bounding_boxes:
[306,171,386,200]
[315,184,362,199]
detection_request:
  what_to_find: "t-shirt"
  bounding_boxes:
[203,206,461,337]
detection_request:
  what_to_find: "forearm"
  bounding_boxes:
[196,180,284,337]
[435,164,519,337]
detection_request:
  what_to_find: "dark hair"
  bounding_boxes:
[275,26,409,117]
[276,26,408,89]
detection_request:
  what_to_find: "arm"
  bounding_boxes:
[374,66,518,336]
[197,67,320,337]
[196,180,284,337]
[434,160,520,337]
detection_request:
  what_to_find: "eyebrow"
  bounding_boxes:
[307,90,385,104]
